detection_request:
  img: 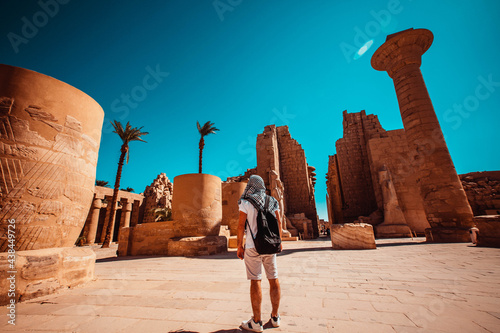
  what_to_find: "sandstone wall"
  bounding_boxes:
[366,130,429,234]
[334,111,383,221]
[460,171,500,216]
[326,155,343,224]
[276,126,318,236]
[256,125,280,187]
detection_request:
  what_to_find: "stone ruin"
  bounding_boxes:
[327,28,499,246]
[142,173,173,223]
[3,28,498,307]
[80,186,144,245]
[226,125,319,239]
[118,173,228,257]
[460,171,500,216]
[326,110,430,239]
[0,64,104,304]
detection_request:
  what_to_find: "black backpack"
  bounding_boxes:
[246,195,282,255]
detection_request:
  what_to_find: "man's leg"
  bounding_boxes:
[269,278,281,317]
[250,279,262,322]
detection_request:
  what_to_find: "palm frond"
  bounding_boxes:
[198,120,220,137]
[110,120,148,164]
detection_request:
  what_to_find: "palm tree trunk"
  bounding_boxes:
[102,145,127,248]
[198,137,204,173]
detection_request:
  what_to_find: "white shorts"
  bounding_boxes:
[244,247,278,280]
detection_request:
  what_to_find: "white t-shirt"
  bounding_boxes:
[239,199,279,249]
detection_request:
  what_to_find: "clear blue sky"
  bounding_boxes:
[2,0,499,220]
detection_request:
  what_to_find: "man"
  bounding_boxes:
[237,175,282,332]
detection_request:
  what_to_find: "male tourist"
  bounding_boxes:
[237,175,282,332]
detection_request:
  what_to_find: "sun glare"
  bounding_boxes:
[353,39,374,60]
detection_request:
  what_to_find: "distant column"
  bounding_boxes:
[371,28,474,242]
[100,195,117,243]
[121,200,133,228]
[86,198,102,245]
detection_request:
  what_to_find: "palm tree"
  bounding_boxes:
[95,180,110,187]
[101,121,148,248]
[197,121,219,173]
[121,187,135,192]
[152,207,172,222]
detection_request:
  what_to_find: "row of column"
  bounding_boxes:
[85,196,135,245]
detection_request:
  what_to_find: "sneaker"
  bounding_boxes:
[241,317,263,332]
[271,314,280,327]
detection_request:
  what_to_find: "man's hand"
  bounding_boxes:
[237,246,244,260]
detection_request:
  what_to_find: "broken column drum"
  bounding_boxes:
[171,173,222,237]
[0,64,104,251]
[371,29,474,242]
[221,181,247,235]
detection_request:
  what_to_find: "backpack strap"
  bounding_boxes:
[264,195,270,213]
[246,219,256,240]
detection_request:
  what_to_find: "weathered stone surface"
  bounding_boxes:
[474,215,500,248]
[288,213,313,239]
[227,125,319,237]
[375,166,412,238]
[117,222,175,256]
[167,235,227,257]
[25,106,58,122]
[64,115,82,132]
[171,174,222,237]
[330,223,376,250]
[0,64,104,252]
[0,247,95,305]
[326,111,430,235]
[460,171,500,216]
[221,181,246,235]
[142,173,173,223]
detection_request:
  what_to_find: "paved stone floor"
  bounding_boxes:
[2,237,500,332]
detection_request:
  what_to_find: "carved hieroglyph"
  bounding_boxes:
[0,65,104,251]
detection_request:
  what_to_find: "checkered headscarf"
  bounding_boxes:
[239,175,279,212]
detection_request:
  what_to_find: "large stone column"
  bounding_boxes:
[0,64,104,251]
[86,198,103,245]
[371,28,474,242]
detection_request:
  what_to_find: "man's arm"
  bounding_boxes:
[237,211,247,260]
[276,212,283,251]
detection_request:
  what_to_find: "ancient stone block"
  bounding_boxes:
[167,236,227,257]
[330,223,376,250]
[0,247,95,305]
[474,215,500,248]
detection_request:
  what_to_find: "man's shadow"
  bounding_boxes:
[169,320,278,333]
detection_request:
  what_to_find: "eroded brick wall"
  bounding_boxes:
[276,126,318,236]
[460,171,500,216]
[334,111,382,222]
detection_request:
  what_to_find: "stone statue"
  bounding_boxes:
[376,165,412,237]
[269,170,288,233]
[379,165,406,224]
